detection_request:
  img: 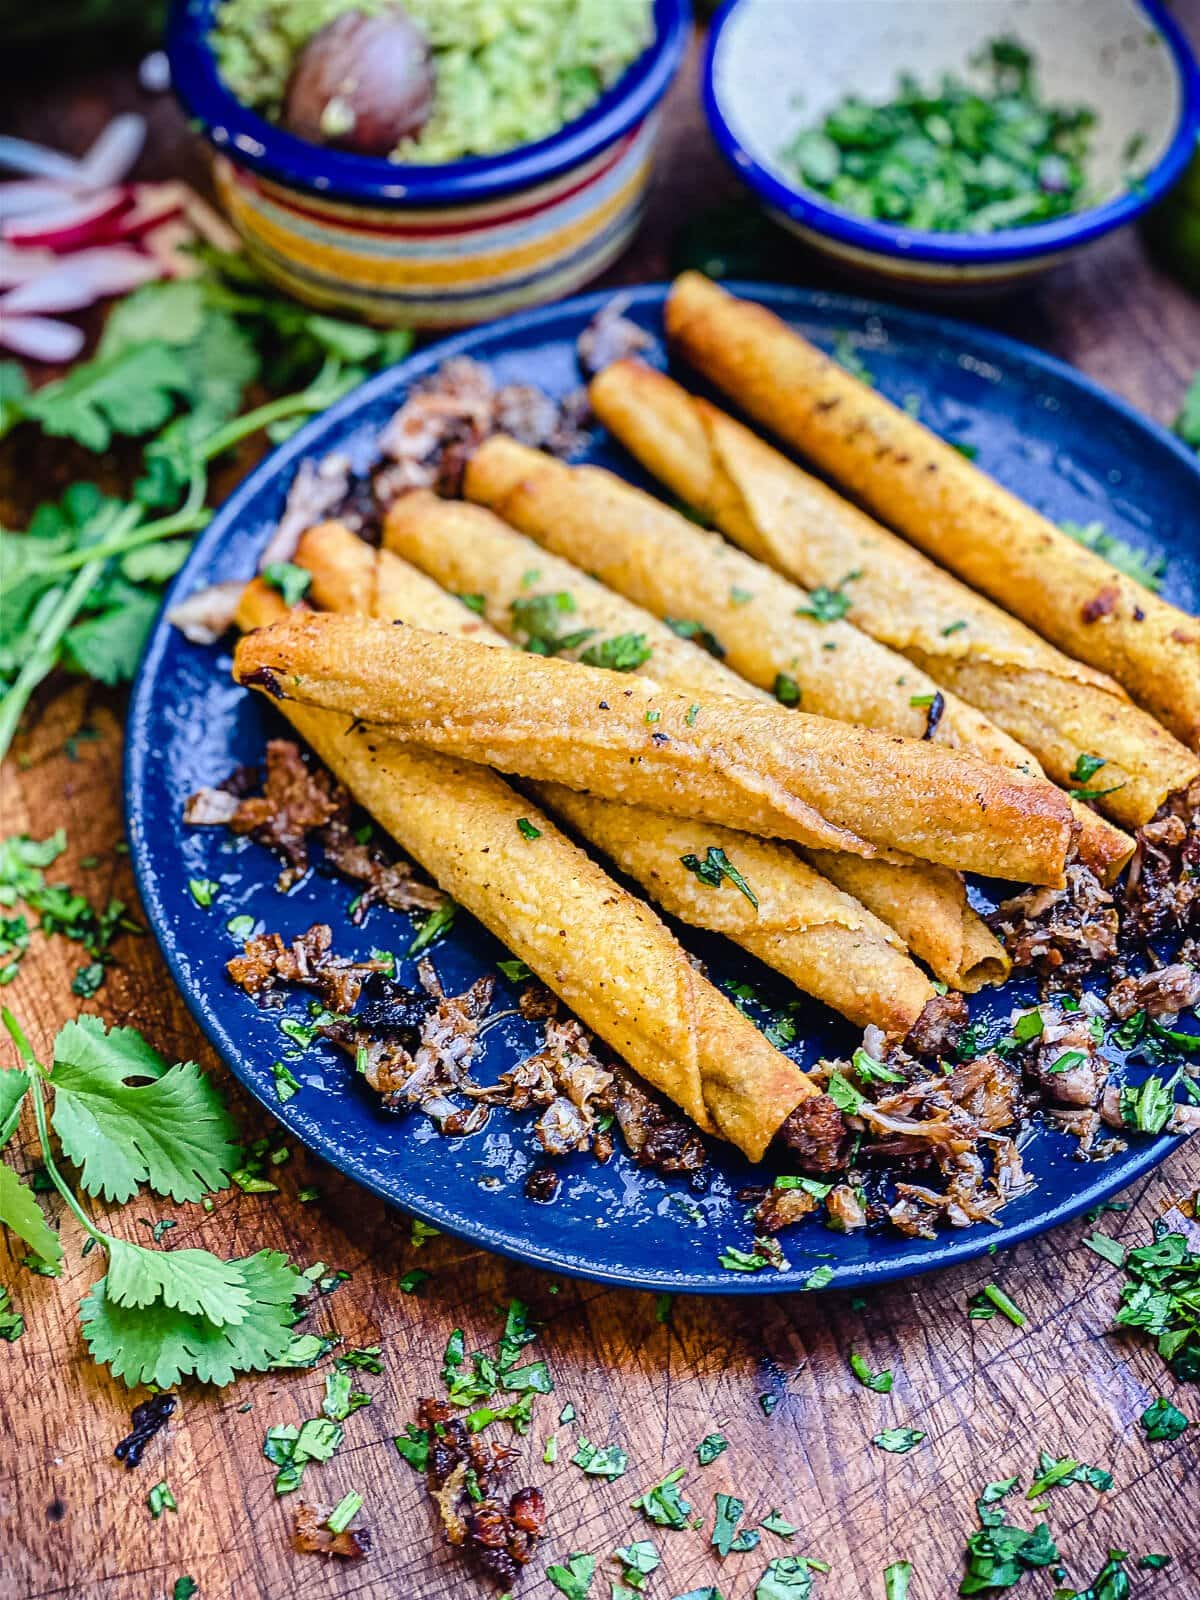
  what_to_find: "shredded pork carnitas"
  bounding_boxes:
[418,1398,546,1586]
[1122,776,1200,944]
[990,864,1118,986]
[186,738,443,912]
[373,356,590,502]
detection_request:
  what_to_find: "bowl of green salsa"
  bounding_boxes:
[703,0,1200,288]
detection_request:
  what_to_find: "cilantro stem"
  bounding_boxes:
[32,475,210,577]
[0,546,110,761]
[1,1010,105,1246]
[197,358,343,461]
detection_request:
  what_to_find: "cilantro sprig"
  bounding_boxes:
[0,257,413,764]
[0,1008,307,1388]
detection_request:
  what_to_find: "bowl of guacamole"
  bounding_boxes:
[166,0,690,325]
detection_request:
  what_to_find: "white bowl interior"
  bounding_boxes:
[713,0,1184,220]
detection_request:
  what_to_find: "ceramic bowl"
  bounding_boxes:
[166,0,690,326]
[704,0,1200,289]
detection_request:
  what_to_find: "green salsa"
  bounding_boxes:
[780,38,1097,234]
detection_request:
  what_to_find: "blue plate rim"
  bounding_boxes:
[124,279,1194,1295]
[165,0,691,207]
[702,0,1200,267]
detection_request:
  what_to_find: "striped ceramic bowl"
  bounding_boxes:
[167,0,690,327]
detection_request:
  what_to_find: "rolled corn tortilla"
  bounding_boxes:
[591,358,1190,842]
[665,270,1200,751]
[463,432,1131,886]
[300,518,942,1031]
[382,494,1008,989]
[236,579,816,1160]
[232,610,1079,883]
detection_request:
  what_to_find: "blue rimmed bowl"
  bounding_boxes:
[703,0,1200,290]
[166,0,690,326]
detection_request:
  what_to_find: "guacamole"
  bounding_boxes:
[210,0,656,165]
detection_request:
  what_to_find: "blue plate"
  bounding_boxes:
[125,283,1198,1295]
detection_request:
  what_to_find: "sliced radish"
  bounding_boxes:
[0,315,86,362]
[113,184,185,241]
[0,178,82,220]
[0,245,160,316]
[2,187,133,250]
[0,135,84,183]
[0,244,58,287]
[75,113,147,191]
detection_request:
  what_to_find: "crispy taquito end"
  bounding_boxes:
[463,430,1133,884]
[801,850,1009,994]
[591,358,1184,847]
[297,521,507,643]
[382,492,1009,987]
[235,579,815,1160]
[664,271,1200,751]
[233,612,1078,883]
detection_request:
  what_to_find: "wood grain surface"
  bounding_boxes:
[3,17,1200,1600]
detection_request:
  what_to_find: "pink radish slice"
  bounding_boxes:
[0,245,58,287]
[0,135,84,183]
[0,315,86,362]
[0,245,160,315]
[2,187,133,250]
[113,184,185,240]
[75,114,147,191]
[0,178,83,220]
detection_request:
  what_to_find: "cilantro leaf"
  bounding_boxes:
[696,1432,729,1466]
[20,344,193,453]
[0,1067,29,1151]
[0,1160,62,1273]
[50,1015,239,1203]
[546,1552,596,1600]
[571,1437,628,1479]
[104,1236,255,1325]
[62,585,162,685]
[580,633,652,672]
[631,1467,692,1529]
[80,1248,305,1388]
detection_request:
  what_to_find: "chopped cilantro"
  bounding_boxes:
[666,617,726,658]
[545,1549,597,1597]
[187,878,220,908]
[516,818,542,841]
[1061,519,1165,592]
[730,586,754,606]
[850,1047,905,1086]
[325,1489,363,1534]
[686,703,701,726]
[755,1556,829,1598]
[271,1061,300,1104]
[1140,1396,1188,1442]
[0,1286,24,1342]
[696,1432,729,1466]
[581,633,653,672]
[458,592,487,614]
[226,913,255,940]
[261,562,312,608]
[497,958,533,983]
[712,1492,759,1556]
[826,1072,867,1115]
[398,1269,430,1295]
[654,1293,673,1324]
[631,1467,692,1529]
[393,1424,429,1472]
[873,1427,925,1454]
[773,673,801,707]
[849,1352,893,1392]
[883,1560,912,1600]
[571,1437,629,1480]
[147,1481,177,1517]
[967,1284,1027,1327]
[510,592,594,657]
[760,1511,797,1538]
[408,898,456,956]
[796,573,859,622]
[961,1517,1058,1595]
[680,846,759,909]
[645,709,661,725]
